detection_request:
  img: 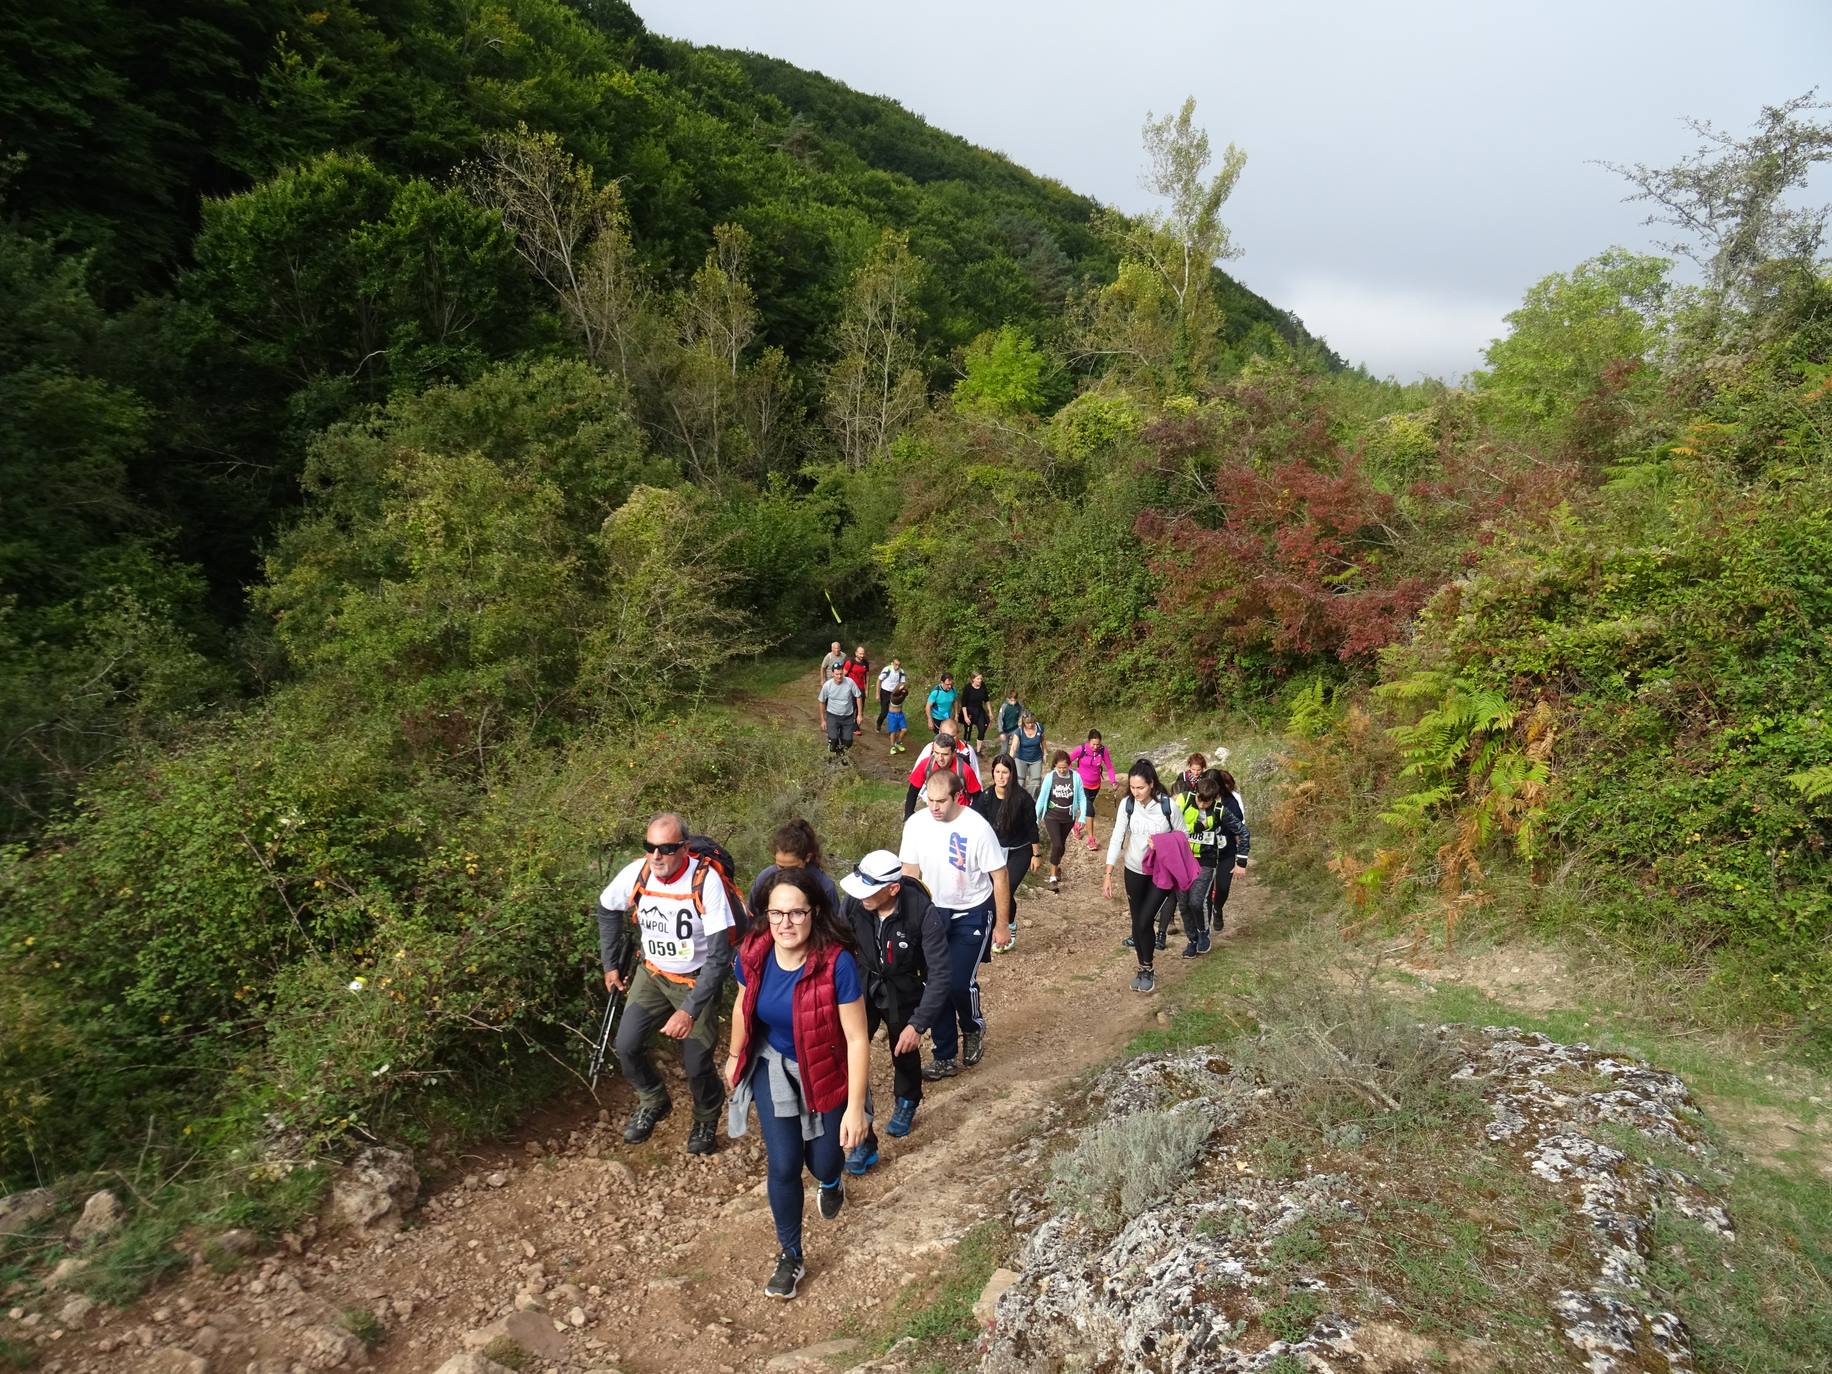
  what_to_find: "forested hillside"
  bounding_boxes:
[1,0,1827,1248]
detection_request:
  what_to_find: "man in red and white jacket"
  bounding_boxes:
[900,732,982,818]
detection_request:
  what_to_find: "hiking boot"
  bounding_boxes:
[921,1056,959,1081]
[764,1249,805,1299]
[686,1119,719,1155]
[1130,967,1157,994]
[622,1098,672,1144]
[886,1097,918,1137]
[1154,932,1168,952]
[818,1176,846,1219]
[844,1139,879,1177]
[1181,939,1200,959]
[962,1031,984,1067]
[1121,935,1136,948]
[1196,930,1213,955]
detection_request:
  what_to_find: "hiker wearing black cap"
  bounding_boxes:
[835,850,953,1173]
[597,811,737,1153]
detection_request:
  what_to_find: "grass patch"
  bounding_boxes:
[1262,1286,1322,1342]
[872,1220,1011,1359]
[340,1307,385,1348]
[70,1206,187,1306]
[481,1336,534,1370]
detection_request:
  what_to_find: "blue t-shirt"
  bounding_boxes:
[1015,721,1046,762]
[927,686,958,720]
[734,949,862,1060]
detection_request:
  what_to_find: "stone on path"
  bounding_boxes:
[143,1350,209,1374]
[767,1337,863,1370]
[434,1355,518,1374]
[326,1145,420,1233]
[0,1187,55,1238]
[461,1308,572,1362]
[973,1267,1021,1327]
[70,1188,124,1242]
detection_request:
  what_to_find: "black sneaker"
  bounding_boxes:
[818,1177,845,1220]
[1154,932,1168,952]
[1196,930,1213,955]
[623,1099,672,1144]
[962,1031,984,1067]
[686,1119,718,1155]
[921,1057,960,1081]
[1121,936,1136,948]
[764,1249,805,1299]
[1180,939,1200,958]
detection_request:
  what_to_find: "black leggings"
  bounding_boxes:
[1044,812,1075,865]
[1123,868,1176,968]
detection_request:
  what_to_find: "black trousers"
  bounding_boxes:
[867,997,923,1109]
[877,688,893,729]
[1124,868,1176,968]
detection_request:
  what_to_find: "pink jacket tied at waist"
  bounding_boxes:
[1142,828,1201,891]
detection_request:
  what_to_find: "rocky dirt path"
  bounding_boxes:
[32,679,1271,1374]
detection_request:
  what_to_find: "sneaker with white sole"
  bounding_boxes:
[921,1056,960,1081]
[1130,967,1156,994]
[764,1249,805,1299]
[818,1176,845,1219]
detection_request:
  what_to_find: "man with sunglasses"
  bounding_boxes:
[597,812,736,1153]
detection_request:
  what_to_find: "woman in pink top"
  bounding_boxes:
[1069,729,1118,851]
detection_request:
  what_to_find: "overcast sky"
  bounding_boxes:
[632,1,1825,381]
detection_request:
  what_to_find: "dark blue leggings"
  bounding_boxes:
[930,903,993,1060]
[750,1059,843,1256]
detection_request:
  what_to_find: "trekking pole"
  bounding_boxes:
[588,945,636,1092]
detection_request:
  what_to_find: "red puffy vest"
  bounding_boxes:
[731,931,851,1113]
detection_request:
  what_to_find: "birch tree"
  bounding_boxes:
[825,229,927,468]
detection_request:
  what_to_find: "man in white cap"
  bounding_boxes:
[898,770,1011,1079]
[835,850,953,1172]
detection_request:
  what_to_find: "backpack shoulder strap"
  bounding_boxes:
[688,858,710,918]
[1158,795,1175,825]
[627,857,655,923]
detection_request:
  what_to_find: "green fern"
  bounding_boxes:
[1787,764,1832,803]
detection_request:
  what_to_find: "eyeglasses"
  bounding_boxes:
[642,839,685,855]
[768,908,812,924]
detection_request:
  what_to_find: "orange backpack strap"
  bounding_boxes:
[626,857,655,927]
[689,859,710,918]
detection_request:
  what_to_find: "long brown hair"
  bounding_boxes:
[751,866,856,955]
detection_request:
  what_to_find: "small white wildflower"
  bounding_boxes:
[348,977,367,993]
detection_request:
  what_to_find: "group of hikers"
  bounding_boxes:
[595,645,1250,1300]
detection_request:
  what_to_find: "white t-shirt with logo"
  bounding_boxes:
[600,854,735,977]
[899,806,1005,911]
[878,665,906,693]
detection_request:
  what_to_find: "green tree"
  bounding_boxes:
[954,326,1051,417]
[1084,97,1246,389]
[825,229,928,468]
[1472,249,1670,432]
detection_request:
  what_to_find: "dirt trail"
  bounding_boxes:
[41,677,1270,1374]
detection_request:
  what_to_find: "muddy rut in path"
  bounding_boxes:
[43,680,1270,1374]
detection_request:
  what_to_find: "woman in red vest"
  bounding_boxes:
[725,867,870,1300]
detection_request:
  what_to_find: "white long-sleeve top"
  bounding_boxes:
[1106,789,1189,875]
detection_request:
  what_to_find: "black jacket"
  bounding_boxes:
[972,784,1040,850]
[839,878,952,1034]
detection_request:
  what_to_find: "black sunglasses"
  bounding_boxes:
[642,839,685,855]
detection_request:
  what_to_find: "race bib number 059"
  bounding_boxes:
[639,905,696,962]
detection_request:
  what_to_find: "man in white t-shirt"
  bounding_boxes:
[898,771,1010,1078]
[597,811,735,1154]
[876,656,906,733]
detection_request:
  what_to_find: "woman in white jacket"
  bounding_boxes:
[1102,759,1187,994]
